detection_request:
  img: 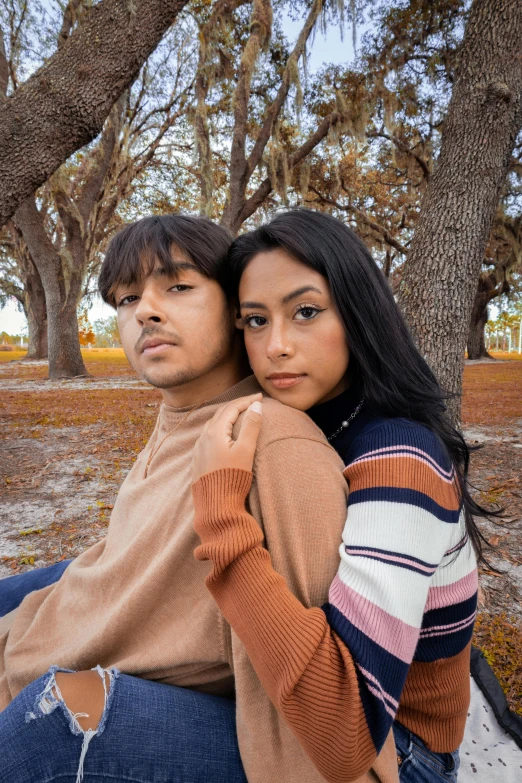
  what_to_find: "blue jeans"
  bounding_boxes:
[393,721,460,782]
[0,563,247,782]
[0,668,247,782]
[0,560,72,616]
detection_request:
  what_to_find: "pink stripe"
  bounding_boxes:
[420,615,476,639]
[366,682,396,718]
[420,611,477,635]
[424,570,478,612]
[357,664,399,709]
[351,448,454,481]
[445,534,468,556]
[346,548,436,574]
[328,574,419,663]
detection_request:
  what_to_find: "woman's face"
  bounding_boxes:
[237,249,350,411]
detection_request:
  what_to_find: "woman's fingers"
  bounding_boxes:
[191,396,264,482]
[234,400,263,459]
[212,393,263,432]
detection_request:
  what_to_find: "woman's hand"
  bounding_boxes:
[192,394,263,483]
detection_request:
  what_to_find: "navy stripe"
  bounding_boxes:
[348,486,460,524]
[414,621,475,662]
[345,545,437,570]
[344,548,436,576]
[421,593,478,631]
[347,420,453,473]
[322,602,409,751]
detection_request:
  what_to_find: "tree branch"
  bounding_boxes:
[0,0,190,227]
[235,111,340,231]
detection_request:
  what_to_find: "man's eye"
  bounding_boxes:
[118,295,139,307]
[295,306,322,320]
[243,315,267,329]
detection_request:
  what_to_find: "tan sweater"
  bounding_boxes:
[0,376,398,783]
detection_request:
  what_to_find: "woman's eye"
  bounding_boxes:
[295,306,322,320]
[118,295,139,307]
[169,285,192,292]
[243,315,267,329]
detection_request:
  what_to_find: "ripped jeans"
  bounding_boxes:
[0,665,247,783]
[0,564,247,783]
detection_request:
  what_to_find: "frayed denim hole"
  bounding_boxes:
[92,665,120,736]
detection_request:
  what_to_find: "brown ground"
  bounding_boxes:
[1,348,521,713]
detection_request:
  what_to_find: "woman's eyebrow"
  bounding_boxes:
[240,300,267,310]
[240,286,323,310]
[281,285,322,304]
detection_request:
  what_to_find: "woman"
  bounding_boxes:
[191,208,485,783]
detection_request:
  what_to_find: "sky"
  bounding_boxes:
[0,6,366,335]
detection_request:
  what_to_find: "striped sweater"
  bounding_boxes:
[192,417,478,782]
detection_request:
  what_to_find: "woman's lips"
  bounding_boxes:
[267,374,307,389]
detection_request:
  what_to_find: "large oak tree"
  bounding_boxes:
[0,0,189,228]
[398,0,522,422]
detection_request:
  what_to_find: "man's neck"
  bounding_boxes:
[160,359,249,409]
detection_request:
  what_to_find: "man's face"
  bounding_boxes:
[114,249,236,399]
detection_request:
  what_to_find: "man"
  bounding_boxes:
[0,215,397,782]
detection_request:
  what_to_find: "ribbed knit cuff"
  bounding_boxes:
[192,468,253,523]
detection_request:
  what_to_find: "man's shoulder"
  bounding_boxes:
[256,396,337,453]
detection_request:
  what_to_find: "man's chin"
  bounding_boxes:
[141,367,199,390]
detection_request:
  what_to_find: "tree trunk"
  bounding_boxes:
[398,0,522,425]
[46,296,86,378]
[24,261,48,360]
[14,196,87,378]
[0,0,189,228]
[467,304,491,360]
[466,269,510,359]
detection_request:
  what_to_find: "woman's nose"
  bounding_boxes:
[266,325,294,359]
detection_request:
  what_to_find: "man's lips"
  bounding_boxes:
[140,338,177,355]
[266,373,307,389]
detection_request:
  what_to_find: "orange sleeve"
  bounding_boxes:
[192,468,378,783]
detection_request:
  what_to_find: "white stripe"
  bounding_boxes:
[337,553,428,628]
[341,500,453,563]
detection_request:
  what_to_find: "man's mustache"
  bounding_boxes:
[134,327,182,354]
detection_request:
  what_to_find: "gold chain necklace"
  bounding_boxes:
[144,401,205,478]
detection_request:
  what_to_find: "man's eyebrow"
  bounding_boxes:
[281,285,323,304]
[151,262,199,278]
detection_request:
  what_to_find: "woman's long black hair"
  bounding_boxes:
[228,207,492,564]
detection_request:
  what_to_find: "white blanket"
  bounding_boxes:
[459,677,522,781]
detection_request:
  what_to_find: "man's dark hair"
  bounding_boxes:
[99,215,234,307]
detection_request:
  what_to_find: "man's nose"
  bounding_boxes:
[266,323,295,360]
[135,291,166,325]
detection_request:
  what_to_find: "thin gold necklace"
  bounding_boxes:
[144,401,204,478]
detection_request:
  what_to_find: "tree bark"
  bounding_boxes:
[0,0,188,228]
[398,0,522,424]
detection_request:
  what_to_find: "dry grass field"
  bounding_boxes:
[1,348,521,713]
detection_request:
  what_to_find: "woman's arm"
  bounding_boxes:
[192,407,474,782]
